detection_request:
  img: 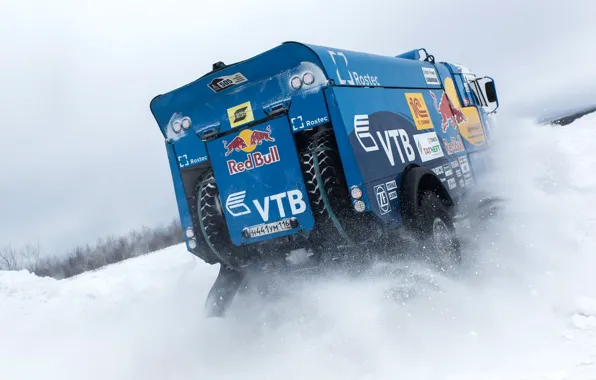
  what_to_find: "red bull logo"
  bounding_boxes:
[429,91,468,133]
[442,135,466,155]
[222,125,280,175]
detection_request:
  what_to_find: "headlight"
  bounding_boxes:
[172,120,182,133]
[350,186,363,200]
[181,117,192,130]
[185,228,195,238]
[354,200,366,213]
[303,72,315,85]
[188,239,197,249]
[290,76,303,89]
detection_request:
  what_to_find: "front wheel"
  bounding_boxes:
[414,191,463,269]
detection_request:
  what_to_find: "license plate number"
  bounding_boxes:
[246,219,293,238]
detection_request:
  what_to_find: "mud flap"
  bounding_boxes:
[204,265,245,317]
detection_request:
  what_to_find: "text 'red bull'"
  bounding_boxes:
[227,146,280,175]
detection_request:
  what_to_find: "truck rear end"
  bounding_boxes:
[150,43,338,271]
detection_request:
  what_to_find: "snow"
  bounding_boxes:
[3,112,596,380]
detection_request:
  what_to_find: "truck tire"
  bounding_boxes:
[190,169,249,269]
[299,129,353,247]
[400,168,462,268]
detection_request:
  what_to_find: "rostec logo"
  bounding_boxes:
[222,125,280,175]
[405,93,434,131]
[328,50,380,86]
[354,114,416,166]
[374,184,391,215]
[225,190,307,222]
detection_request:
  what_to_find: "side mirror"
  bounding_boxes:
[485,80,497,103]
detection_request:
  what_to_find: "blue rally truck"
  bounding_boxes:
[150,41,499,316]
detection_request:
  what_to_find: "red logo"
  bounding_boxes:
[430,91,468,133]
[442,136,465,155]
[222,125,280,175]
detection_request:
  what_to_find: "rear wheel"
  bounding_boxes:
[189,169,252,269]
[299,128,378,256]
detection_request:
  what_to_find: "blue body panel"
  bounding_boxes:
[150,41,497,254]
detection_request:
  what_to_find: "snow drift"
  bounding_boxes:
[3,112,596,380]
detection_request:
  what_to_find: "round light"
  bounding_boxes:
[185,228,195,238]
[290,76,303,89]
[188,239,197,249]
[172,120,182,133]
[181,117,192,129]
[303,72,315,85]
[354,200,366,213]
[350,186,363,200]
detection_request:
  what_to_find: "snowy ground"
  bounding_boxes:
[3,113,596,380]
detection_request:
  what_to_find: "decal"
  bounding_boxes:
[178,154,208,168]
[443,163,453,177]
[443,77,486,146]
[226,191,251,217]
[291,115,329,132]
[451,160,459,168]
[459,179,465,188]
[225,189,307,222]
[447,178,457,190]
[405,93,434,130]
[432,166,444,176]
[389,191,398,200]
[328,50,380,86]
[422,67,440,85]
[414,132,444,163]
[223,126,280,175]
[354,115,380,152]
[458,156,471,174]
[227,101,255,128]
[429,90,468,133]
[353,114,416,167]
[374,184,391,215]
[386,180,397,191]
[442,135,466,155]
[456,169,462,178]
[208,72,248,93]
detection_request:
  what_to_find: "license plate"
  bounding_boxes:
[245,218,293,238]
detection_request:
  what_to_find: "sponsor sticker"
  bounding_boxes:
[389,191,398,200]
[222,125,280,175]
[451,160,459,168]
[374,184,391,215]
[413,132,444,162]
[291,115,329,132]
[422,67,440,85]
[448,178,457,190]
[458,156,471,173]
[208,72,248,93]
[432,166,444,176]
[405,93,434,130]
[442,135,466,155]
[459,179,465,188]
[386,180,397,191]
[456,169,462,178]
[227,101,255,128]
[443,163,454,177]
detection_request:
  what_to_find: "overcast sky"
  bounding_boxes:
[1,0,595,256]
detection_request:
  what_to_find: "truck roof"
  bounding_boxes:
[150,41,442,138]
